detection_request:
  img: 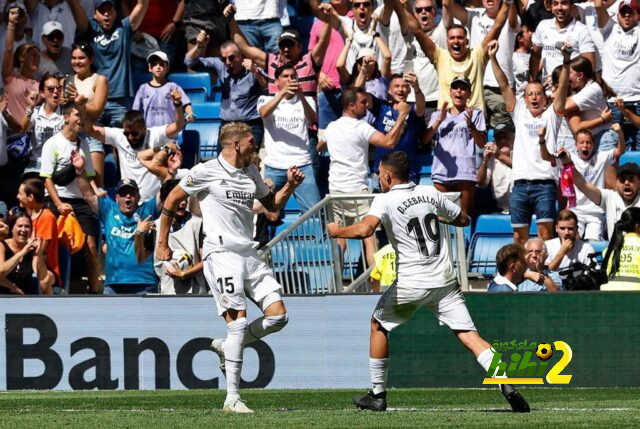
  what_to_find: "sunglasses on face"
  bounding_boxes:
[123,130,142,138]
[415,6,435,13]
[46,32,63,41]
[353,1,371,8]
[46,85,62,92]
[221,54,237,62]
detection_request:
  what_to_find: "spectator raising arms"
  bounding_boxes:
[490,39,571,243]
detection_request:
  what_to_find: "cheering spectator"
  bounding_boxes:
[85,88,185,202]
[597,0,640,151]
[0,2,33,88]
[2,6,38,119]
[477,123,513,214]
[0,213,52,295]
[29,0,88,50]
[329,0,377,73]
[338,41,391,101]
[402,0,510,110]
[490,40,571,243]
[517,238,561,292]
[80,0,149,128]
[233,0,284,54]
[487,243,526,292]
[150,179,206,295]
[133,50,193,128]
[184,34,266,146]
[543,127,624,240]
[425,77,485,216]
[319,87,409,267]
[36,21,73,79]
[20,74,64,177]
[513,23,533,97]
[70,43,109,186]
[183,0,228,57]
[602,207,640,291]
[40,101,101,293]
[258,64,320,213]
[443,0,520,128]
[80,176,160,294]
[227,3,337,98]
[560,155,640,240]
[371,73,425,189]
[530,0,595,84]
[545,210,595,287]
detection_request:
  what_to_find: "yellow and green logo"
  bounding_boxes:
[483,340,573,385]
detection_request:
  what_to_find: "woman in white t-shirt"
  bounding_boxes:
[563,56,618,152]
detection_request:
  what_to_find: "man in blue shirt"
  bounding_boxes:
[371,73,425,189]
[184,32,267,146]
[79,0,149,127]
[487,243,527,293]
[80,176,160,294]
[517,238,561,292]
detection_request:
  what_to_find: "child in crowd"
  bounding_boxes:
[133,51,195,127]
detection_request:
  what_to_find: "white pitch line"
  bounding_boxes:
[386,407,634,412]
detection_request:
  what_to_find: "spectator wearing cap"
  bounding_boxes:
[227,4,338,99]
[561,155,640,240]
[40,101,101,293]
[85,88,185,203]
[36,21,72,81]
[29,0,89,51]
[424,76,485,216]
[401,0,511,110]
[477,122,513,214]
[529,0,596,84]
[184,34,266,146]
[133,51,193,128]
[233,0,285,54]
[258,63,320,213]
[597,0,640,151]
[77,0,149,128]
[80,176,160,294]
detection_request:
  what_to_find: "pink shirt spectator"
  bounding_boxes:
[308,18,343,89]
[4,73,38,119]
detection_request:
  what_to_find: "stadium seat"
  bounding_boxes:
[284,195,301,214]
[104,152,119,188]
[620,151,640,166]
[168,73,212,103]
[474,214,512,235]
[590,240,609,264]
[419,175,434,186]
[468,235,514,276]
[132,72,150,92]
[184,102,222,161]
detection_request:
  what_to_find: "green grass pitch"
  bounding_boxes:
[0,388,638,428]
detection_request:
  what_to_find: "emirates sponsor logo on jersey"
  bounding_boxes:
[225,190,255,208]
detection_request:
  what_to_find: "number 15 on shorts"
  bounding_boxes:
[217,276,235,294]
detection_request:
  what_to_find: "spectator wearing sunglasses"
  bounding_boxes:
[84,89,185,203]
[36,21,73,79]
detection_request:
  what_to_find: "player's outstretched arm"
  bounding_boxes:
[439,212,470,228]
[328,216,381,239]
[259,166,305,212]
[156,185,189,261]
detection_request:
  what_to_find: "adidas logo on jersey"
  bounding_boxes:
[220,179,228,186]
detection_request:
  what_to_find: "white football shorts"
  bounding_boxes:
[203,249,283,316]
[373,283,476,332]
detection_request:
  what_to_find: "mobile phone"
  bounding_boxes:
[554,41,573,54]
[403,60,414,75]
[63,74,71,99]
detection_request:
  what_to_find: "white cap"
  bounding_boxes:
[42,21,64,37]
[356,47,376,60]
[146,50,169,65]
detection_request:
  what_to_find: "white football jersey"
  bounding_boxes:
[179,156,270,257]
[368,183,461,289]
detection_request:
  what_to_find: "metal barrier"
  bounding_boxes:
[258,193,469,294]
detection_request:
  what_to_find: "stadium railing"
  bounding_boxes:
[258,193,469,294]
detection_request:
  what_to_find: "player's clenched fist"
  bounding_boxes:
[155,242,172,261]
[287,165,305,186]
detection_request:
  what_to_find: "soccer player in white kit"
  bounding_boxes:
[328,151,530,412]
[156,122,304,413]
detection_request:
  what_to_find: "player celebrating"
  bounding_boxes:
[156,122,304,413]
[328,151,530,413]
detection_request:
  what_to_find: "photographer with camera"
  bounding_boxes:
[601,207,640,291]
[545,209,595,288]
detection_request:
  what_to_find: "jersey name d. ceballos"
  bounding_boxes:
[368,182,461,289]
[179,156,270,257]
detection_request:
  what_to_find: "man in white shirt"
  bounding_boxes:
[443,0,520,128]
[156,122,304,413]
[545,210,596,287]
[29,0,88,50]
[319,87,409,268]
[560,155,640,239]
[530,0,596,84]
[258,63,320,212]
[596,0,640,151]
[328,151,530,413]
[476,123,513,213]
[490,39,571,243]
[85,88,185,202]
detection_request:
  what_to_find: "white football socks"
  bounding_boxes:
[224,317,247,403]
[244,314,289,345]
[370,357,389,395]
[477,347,507,389]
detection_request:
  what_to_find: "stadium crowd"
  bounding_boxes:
[0,0,639,295]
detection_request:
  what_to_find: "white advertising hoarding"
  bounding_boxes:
[0,295,378,390]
